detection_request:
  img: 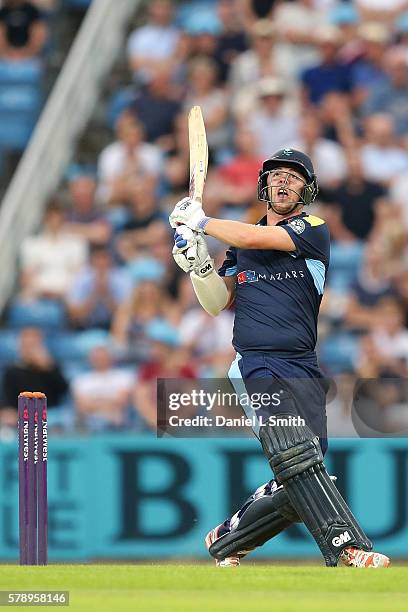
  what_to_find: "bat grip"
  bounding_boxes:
[186,243,197,261]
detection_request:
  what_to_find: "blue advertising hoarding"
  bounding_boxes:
[0,435,407,561]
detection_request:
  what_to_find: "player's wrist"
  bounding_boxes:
[197,216,212,234]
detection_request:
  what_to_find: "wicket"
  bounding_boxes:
[18,391,48,565]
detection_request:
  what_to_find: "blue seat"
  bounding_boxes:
[107,87,135,129]
[64,0,92,9]
[318,333,359,374]
[0,85,41,112]
[176,1,220,33]
[0,84,42,149]
[7,299,66,330]
[327,241,364,292]
[0,60,42,86]
[0,330,19,363]
[0,113,37,149]
[46,329,111,362]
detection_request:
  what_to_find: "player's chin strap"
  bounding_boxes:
[267,197,302,215]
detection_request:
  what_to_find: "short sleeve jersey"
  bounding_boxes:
[218,212,330,356]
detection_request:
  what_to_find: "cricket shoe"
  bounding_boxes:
[205,524,252,567]
[339,547,390,568]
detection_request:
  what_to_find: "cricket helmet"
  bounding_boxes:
[258,148,319,208]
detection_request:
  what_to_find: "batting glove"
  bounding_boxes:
[172,227,214,276]
[169,197,210,232]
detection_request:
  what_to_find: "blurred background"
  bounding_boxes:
[0,0,407,562]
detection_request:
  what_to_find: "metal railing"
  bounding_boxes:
[0,0,139,312]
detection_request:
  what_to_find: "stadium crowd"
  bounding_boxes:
[2,0,408,435]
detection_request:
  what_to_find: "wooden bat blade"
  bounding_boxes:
[188,105,208,204]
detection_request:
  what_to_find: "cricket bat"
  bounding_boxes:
[185,105,208,261]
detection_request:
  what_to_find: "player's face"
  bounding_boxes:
[267,167,306,213]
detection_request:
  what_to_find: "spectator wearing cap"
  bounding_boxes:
[351,23,389,108]
[184,56,229,153]
[127,0,180,84]
[66,245,132,331]
[71,344,134,430]
[228,19,288,104]
[363,48,408,136]
[0,0,47,60]
[133,320,197,431]
[63,172,112,246]
[360,113,408,185]
[301,25,352,106]
[245,77,299,158]
[97,113,163,206]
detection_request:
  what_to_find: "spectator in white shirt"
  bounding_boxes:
[245,77,299,158]
[20,205,87,300]
[71,344,134,429]
[360,113,408,185]
[97,113,162,205]
[127,0,180,84]
[228,19,290,107]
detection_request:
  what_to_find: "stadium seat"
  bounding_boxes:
[107,87,135,129]
[46,329,111,362]
[326,242,365,292]
[0,60,43,86]
[64,0,92,9]
[0,60,43,150]
[319,333,359,374]
[0,330,19,364]
[7,299,66,330]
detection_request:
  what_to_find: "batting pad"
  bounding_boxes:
[209,486,301,560]
[259,418,372,566]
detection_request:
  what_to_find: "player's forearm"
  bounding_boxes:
[204,218,295,251]
[204,218,259,247]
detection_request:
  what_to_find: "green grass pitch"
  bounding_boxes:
[0,564,407,611]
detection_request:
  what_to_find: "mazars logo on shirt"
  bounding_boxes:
[237,269,305,284]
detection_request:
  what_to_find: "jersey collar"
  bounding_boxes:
[257,212,307,226]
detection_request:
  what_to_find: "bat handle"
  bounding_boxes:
[184,196,202,261]
[186,243,197,261]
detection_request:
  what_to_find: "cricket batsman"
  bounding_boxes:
[169,148,390,568]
